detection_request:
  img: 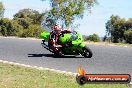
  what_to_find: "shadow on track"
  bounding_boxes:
[28,54,84,58]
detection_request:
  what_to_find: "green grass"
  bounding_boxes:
[0,63,129,88]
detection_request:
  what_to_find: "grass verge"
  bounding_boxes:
[0,62,129,88]
[84,41,132,47]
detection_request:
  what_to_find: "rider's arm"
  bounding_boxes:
[61,30,71,34]
[48,32,56,45]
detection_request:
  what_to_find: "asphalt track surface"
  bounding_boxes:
[0,37,132,76]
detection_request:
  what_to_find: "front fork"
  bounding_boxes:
[78,42,86,54]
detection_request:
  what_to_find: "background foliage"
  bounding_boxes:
[0,2,4,18]
[105,15,132,44]
[0,7,44,37]
[42,0,97,29]
[87,34,100,42]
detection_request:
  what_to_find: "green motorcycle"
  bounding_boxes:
[40,31,93,58]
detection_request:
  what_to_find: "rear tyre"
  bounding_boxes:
[82,46,93,58]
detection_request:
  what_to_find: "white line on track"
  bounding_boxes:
[0,60,77,76]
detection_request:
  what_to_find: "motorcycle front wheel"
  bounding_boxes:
[82,46,93,58]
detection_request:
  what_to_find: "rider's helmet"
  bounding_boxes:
[52,24,62,33]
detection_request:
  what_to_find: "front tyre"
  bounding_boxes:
[82,46,93,58]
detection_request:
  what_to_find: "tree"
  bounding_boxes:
[21,24,43,38]
[15,18,30,29]
[0,8,44,37]
[0,25,7,36]
[124,30,132,44]
[13,9,45,37]
[123,19,132,44]
[0,18,23,36]
[0,2,4,18]
[105,15,126,43]
[87,34,100,42]
[83,35,89,41]
[42,0,97,28]
[124,18,132,30]
[13,9,44,25]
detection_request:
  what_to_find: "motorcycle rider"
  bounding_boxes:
[48,24,62,55]
[48,24,71,55]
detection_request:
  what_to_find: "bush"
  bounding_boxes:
[82,35,89,41]
[21,25,44,38]
[0,18,23,36]
[124,30,132,44]
[87,34,100,42]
